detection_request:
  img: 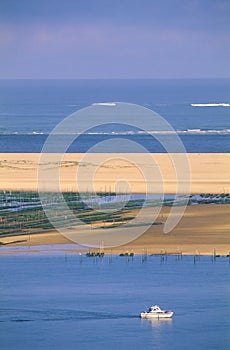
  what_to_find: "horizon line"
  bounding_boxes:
[0,77,230,81]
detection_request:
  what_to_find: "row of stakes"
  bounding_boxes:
[73,248,230,264]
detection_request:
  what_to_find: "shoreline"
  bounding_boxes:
[0,249,229,258]
[0,243,229,257]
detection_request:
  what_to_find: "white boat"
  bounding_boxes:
[140,305,174,319]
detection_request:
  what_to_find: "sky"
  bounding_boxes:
[0,0,229,79]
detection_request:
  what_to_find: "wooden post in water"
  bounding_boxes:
[160,249,167,263]
[142,249,147,263]
[176,247,183,260]
[213,248,216,262]
[109,249,112,263]
[130,249,134,261]
[193,253,196,264]
[165,250,167,261]
[160,249,164,263]
[194,249,200,264]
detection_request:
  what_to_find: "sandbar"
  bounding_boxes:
[0,153,230,194]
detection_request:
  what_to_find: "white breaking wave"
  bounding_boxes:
[2,129,230,135]
[48,129,230,135]
[32,131,44,134]
[92,102,117,107]
[176,129,230,135]
[12,131,45,135]
[191,103,230,107]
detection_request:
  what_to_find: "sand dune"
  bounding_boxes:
[0,153,229,194]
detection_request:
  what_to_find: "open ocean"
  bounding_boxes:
[0,253,229,350]
[0,79,229,152]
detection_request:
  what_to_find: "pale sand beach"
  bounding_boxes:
[1,204,229,256]
[0,153,230,193]
[0,153,229,255]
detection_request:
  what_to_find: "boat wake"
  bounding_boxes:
[0,308,138,323]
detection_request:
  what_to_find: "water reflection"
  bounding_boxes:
[141,318,173,328]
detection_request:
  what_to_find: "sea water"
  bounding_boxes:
[0,78,229,152]
[0,254,229,350]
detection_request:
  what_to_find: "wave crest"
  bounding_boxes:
[191,103,230,107]
[1,129,229,135]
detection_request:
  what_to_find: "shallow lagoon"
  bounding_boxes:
[0,253,229,350]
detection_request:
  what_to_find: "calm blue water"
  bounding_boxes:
[0,254,229,350]
[0,79,229,152]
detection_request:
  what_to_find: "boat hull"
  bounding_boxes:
[140,311,174,319]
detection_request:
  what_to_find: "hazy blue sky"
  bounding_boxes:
[0,0,229,78]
